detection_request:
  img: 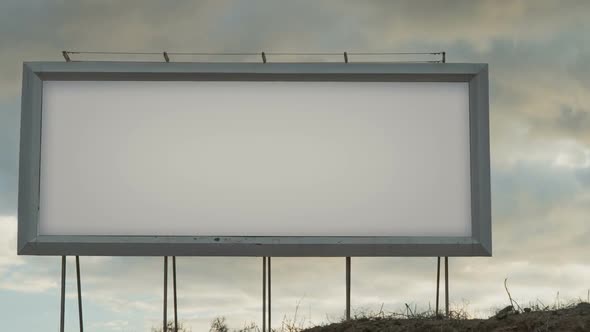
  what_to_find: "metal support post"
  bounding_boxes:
[163,257,168,332]
[59,256,84,331]
[173,256,178,332]
[435,256,450,318]
[440,51,448,318]
[262,257,267,332]
[439,51,449,319]
[435,256,441,318]
[346,257,351,320]
[60,256,66,332]
[262,257,272,331]
[267,257,271,330]
[76,256,84,331]
[445,257,449,318]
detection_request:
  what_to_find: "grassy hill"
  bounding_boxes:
[302,302,590,332]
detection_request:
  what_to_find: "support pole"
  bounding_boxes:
[267,257,271,331]
[435,256,441,318]
[445,257,449,318]
[440,51,448,318]
[60,256,66,332]
[173,256,178,332]
[440,50,448,319]
[262,257,266,332]
[346,257,351,320]
[164,257,168,332]
[76,256,84,332]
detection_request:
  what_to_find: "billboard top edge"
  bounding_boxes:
[23,61,487,76]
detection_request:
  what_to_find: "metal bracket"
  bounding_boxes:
[62,51,71,62]
[261,52,267,64]
[60,50,444,63]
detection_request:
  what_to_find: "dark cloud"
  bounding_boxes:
[557,105,590,136]
[492,160,583,219]
[567,44,590,89]
[521,104,590,145]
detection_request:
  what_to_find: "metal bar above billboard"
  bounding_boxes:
[18,62,490,257]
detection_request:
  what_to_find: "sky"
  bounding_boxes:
[1,0,590,331]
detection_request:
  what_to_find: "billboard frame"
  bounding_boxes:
[18,61,490,257]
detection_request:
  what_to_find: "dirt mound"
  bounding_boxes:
[302,302,590,332]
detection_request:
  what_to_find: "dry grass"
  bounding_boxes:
[155,283,590,332]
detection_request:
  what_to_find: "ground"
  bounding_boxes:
[301,303,590,332]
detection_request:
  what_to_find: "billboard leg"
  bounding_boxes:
[435,256,440,318]
[441,50,448,319]
[76,256,84,332]
[58,257,84,332]
[173,256,178,332]
[346,257,351,320]
[445,257,449,318]
[262,257,266,332]
[60,256,66,332]
[268,257,271,330]
[262,257,272,331]
[163,256,168,332]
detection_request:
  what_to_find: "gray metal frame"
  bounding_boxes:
[18,61,490,257]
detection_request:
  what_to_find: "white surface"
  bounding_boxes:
[39,80,471,236]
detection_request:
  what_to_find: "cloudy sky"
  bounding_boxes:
[1,0,590,331]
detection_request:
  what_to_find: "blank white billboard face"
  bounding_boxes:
[39,80,471,237]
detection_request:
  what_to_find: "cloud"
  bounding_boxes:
[91,320,130,332]
[0,216,24,274]
[0,270,57,293]
[556,106,590,134]
[568,46,590,89]
[341,0,590,51]
[0,216,59,293]
[1,1,590,330]
[1,1,590,95]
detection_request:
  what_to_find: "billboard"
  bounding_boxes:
[18,62,490,256]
